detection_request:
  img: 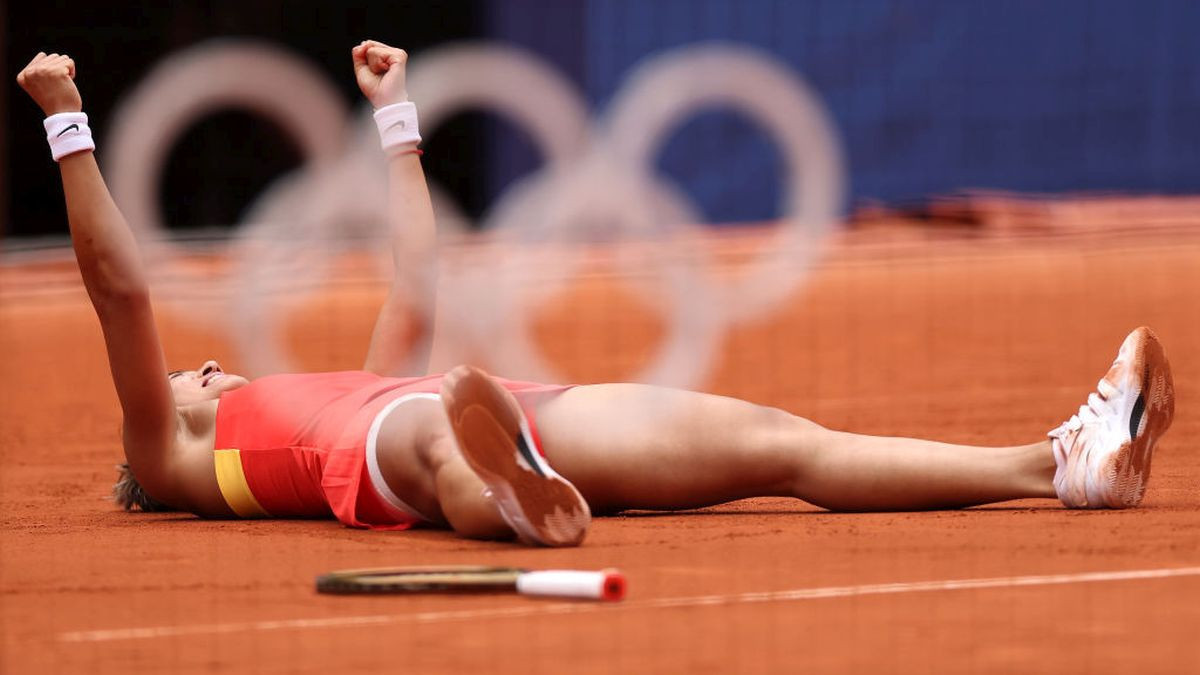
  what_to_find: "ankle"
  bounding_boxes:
[1018,440,1057,499]
[444,495,514,540]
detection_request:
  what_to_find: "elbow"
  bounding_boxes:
[78,256,152,311]
[113,462,177,513]
[90,282,152,316]
[91,285,154,326]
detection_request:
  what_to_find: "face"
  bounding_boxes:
[169,360,250,406]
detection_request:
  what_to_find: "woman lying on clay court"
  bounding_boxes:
[16,41,1176,547]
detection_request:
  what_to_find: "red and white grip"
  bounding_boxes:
[516,569,626,601]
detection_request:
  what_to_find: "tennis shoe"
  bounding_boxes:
[441,365,590,546]
[1049,327,1174,508]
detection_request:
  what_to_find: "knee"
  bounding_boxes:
[420,430,460,471]
[752,405,828,447]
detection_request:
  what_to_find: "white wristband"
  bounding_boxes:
[373,102,421,156]
[44,112,96,162]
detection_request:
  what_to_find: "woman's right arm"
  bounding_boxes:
[17,53,179,497]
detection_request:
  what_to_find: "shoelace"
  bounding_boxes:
[1050,377,1120,441]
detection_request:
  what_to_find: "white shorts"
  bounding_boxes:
[364,392,440,523]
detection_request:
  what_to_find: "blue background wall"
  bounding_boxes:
[6,1,1198,236]
[485,0,1200,222]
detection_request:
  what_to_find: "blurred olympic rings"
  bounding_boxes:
[105,40,845,387]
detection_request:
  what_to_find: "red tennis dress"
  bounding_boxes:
[212,371,569,530]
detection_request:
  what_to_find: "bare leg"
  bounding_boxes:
[375,396,513,539]
[533,384,1056,513]
[426,436,515,539]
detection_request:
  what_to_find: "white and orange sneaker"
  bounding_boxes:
[440,365,591,546]
[1049,327,1175,508]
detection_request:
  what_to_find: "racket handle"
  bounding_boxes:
[516,569,626,601]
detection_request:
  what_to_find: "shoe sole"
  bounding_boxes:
[1102,327,1175,508]
[440,366,590,546]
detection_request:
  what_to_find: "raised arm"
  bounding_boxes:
[17,53,178,497]
[353,41,438,376]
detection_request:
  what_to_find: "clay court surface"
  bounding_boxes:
[2,204,1199,672]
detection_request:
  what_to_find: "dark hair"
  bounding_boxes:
[112,463,174,512]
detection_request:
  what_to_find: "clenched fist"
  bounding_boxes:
[16,51,82,115]
[352,40,408,108]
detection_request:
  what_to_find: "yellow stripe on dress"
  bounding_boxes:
[213,449,271,518]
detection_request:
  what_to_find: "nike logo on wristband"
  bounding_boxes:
[56,124,80,137]
[386,120,407,132]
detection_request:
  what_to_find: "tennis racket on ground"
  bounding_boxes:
[315,565,626,601]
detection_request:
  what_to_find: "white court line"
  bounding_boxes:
[58,565,1200,643]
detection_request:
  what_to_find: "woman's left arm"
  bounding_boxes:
[353,41,439,377]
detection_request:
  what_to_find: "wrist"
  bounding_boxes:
[372,91,408,108]
[42,104,83,115]
[39,95,83,116]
